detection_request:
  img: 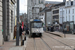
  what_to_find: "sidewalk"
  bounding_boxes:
[0,36,28,50]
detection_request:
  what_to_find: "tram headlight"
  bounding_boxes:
[37,29,38,31]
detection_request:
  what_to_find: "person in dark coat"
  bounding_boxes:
[26,27,29,34]
[19,24,24,37]
[49,26,51,31]
[14,25,17,39]
[47,27,49,31]
[51,26,53,32]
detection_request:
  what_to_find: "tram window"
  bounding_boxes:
[31,22,42,28]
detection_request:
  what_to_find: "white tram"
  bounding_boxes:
[29,19,43,37]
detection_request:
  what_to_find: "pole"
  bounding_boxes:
[16,0,19,46]
[62,8,65,37]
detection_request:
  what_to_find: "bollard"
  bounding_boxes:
[21,31,26,46]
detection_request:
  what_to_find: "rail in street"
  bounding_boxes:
[41,38,52,50]
[43,33,75,50]
[26,32,75,50]
[33,38,37,50]
[26,38,51,50]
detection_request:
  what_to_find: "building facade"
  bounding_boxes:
[52,7,59,29]
[40,1,61,27]
[20,13,28,26]
[59,0,75,31]
[8,0,15,40]
[51,2,65,30]
[27,0,32,24]
[0,0,3,45]
[0,0,16,45]
[27,0,45,25]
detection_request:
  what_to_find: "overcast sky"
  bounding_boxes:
[20,0,64,14]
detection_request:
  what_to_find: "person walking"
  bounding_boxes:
[26,26,29,34]
[19,24,25,46]
[19,24,24,37]
[14,25,17,39]
[49,26,51,31]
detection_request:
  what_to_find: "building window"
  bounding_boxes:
[31,0,33,2]
[69,15,70,21]
[53,10,59,14]
[60,11,62,16]
[72,16,74,21]
[63,11,64,15]
[66,10,67,14]
[39,0,43,4]
[66,16,67,21]
[67,1,69,5]
[73,9,74,14]
[39,0,41,3]
[39,8,42,12]
[69,9,70,14]
[11,10,13,32]
[35,3,36,4]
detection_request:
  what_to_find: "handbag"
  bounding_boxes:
[22,31,25,40]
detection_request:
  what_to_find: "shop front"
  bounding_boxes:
[63,21,74,33]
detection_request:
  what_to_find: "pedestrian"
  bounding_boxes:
[49,26,51,31]
[19,24,25,46]
[47,27,49,31]
[24,25,26,40]
[14,25,17,39]
[26,26,29,34]
[51,26,53,32]
[53,26,54,32]
[19,24,24,37]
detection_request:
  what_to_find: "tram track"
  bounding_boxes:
[33,37,51,50]
[26,32,75,50]
[40,38,52,50]
[33,38,37,50]
[44,33,75,50]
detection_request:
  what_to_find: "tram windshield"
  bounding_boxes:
[31,22,42,28]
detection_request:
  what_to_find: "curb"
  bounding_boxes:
[46,31,64,38]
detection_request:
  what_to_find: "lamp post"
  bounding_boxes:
[16,0,19,46]
[62,8,65,37]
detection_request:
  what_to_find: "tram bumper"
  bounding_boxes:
[32,32,43,36]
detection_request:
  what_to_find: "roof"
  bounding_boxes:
[45,4,52,7]
[54,1,74,6]
[40,1,74,13]
[45,1,61,4]
[53,2,65,7]
[40,5,53,13]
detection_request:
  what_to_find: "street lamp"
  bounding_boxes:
[16,0,19,46]
[62,8,65,37]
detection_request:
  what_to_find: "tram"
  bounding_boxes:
[29,19,43,37]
